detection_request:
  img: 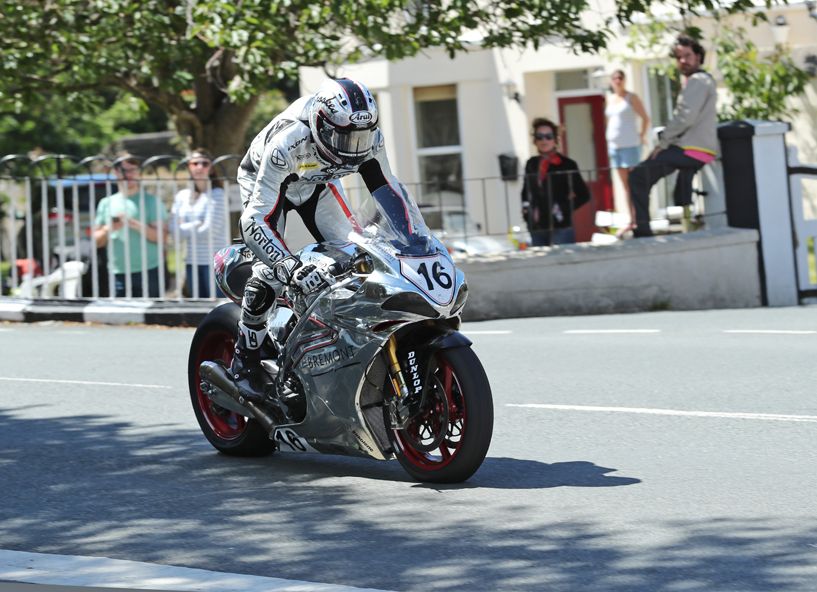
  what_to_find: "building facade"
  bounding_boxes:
[299,1,817,241]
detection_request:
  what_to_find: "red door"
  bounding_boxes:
[558,95,613,242]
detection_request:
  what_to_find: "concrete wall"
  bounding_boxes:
[457,227,761,321]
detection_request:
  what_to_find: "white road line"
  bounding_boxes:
[462,330,512,335]
[723,330,816,334]
[0,377,172,389]
[0,549,392,592]
[563,329,661,334]
[507,403,817,423]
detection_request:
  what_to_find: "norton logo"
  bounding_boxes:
[349,112,372,124]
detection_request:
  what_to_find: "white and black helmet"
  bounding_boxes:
[309,78,379,166]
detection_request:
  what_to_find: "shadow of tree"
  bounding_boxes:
[0,409,814,592]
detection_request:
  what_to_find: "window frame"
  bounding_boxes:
[410,84,467,210]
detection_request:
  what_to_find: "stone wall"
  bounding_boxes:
[456,227,762,321]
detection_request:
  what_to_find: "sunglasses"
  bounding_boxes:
[534,132,555,141]
[190,160,212,167]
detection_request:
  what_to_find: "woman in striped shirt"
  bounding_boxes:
[171,148,229,298]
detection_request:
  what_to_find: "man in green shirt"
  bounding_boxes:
[94,156,168,297]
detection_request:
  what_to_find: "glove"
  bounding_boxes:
[293,264,326,295]
[272,256,327,295]
[272,256,302,285]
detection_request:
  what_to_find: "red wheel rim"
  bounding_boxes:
[393,356,465,470]
[195,329,248,440]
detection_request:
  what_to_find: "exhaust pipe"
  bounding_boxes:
[199,361,277,435]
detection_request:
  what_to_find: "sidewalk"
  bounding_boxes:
[0,298,217,327]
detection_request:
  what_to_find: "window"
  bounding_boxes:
[647,69,681,127]
[413,85,464,208]
[555,69,590,91]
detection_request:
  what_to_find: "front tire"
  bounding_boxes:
[188,303,276,456]
[388,346,493,483]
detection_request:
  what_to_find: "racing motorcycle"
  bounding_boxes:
[188,184,493,483]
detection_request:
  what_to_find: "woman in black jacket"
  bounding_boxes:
[521,118,590,246]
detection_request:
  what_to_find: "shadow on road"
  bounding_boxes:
[467,457,642,489]
[0,408,814,592]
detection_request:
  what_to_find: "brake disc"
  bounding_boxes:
[401,374,450,453]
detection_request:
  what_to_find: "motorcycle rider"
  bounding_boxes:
[232,78,404,402]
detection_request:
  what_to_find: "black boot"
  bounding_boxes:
[230,324,270,403]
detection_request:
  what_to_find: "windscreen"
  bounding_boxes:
[354,183,435,255]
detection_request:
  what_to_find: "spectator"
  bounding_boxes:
[629,35,718,238]
[605,69,650,237]
[171,148,228,298]
[94,154,169,297]
[521,118,590,246]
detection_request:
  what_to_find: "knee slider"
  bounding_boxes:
[242,276,276,318]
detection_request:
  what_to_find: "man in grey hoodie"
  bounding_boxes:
[629,35,718,238]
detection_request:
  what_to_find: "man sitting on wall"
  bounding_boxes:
[629,35,718,238]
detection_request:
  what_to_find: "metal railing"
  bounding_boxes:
[0,152,721,300]
[0,153,242,300]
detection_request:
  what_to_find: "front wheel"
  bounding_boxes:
[387,346,493,483]
[188,303,276,456]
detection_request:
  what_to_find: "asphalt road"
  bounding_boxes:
[1,306,817,591]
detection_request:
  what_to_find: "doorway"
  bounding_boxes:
[557,94,613,242]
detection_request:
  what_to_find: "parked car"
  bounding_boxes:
[418,204,530,255]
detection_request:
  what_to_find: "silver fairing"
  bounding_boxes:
[265,188,467,460]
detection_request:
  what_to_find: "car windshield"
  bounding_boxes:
[350,183,435,256]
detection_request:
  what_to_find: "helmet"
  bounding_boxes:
[213,245,254,303]
[309,78,379,166]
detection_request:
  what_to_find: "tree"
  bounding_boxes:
[0,91,169,157]
[0,0,775,157]
[715,25,811,122]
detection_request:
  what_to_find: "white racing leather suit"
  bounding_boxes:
[236,95,400,329]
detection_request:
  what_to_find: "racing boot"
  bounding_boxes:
[230,321,270,403]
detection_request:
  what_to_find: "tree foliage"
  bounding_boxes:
[715,25,811,122]
[0,0,784,156]
[0,92,169,156]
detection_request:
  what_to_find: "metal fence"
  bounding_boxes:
[0,153,718,300]
[0,153,242,301]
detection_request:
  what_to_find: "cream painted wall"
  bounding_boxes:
[787,79,817,165]
[521,71,555,158]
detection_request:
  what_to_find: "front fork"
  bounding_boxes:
[385,335,412,430]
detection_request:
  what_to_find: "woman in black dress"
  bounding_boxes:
[521,118,590,246]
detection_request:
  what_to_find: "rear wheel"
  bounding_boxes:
[388,346,493,483]
[188,303,275,456]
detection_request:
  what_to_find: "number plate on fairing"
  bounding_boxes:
[399,254,455,305]
[273,428,319,453]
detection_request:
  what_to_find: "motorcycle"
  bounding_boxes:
[188,183,493,483]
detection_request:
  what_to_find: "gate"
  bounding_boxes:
[787,146,817,297]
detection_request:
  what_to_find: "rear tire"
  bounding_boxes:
[188,303,276,456]
[388,346,493,483]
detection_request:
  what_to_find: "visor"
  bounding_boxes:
[318,118,377,161]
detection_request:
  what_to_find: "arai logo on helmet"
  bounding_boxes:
[349,112,372,125]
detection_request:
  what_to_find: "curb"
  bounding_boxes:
[0,298,218,327]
